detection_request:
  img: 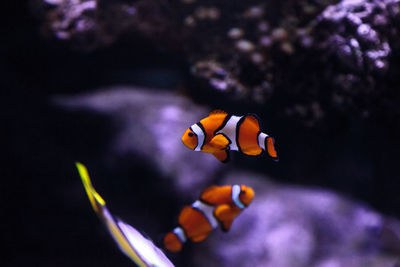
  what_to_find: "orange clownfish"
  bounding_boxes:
[163,184,255,252]
[182,110,278,163]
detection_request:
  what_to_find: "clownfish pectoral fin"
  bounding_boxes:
[209,134,231,150]
[191,233,209,242]
[214,204,236,232]
[221,219,234,232]
[214,204,233,222]
[212,149,230,163]
[266,137,279,161]
[209,109,228,116]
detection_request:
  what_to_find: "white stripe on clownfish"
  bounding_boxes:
[173,227,187,243]
[257,132,269,151]
[191,123,205,151]
[192,200,219,229]
[216,115,243,151]
[232,184,246,209]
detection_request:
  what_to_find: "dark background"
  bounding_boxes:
[3,0,400,266]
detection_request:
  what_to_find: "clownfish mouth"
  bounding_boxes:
[182,134,196,150]
[182,125,203,151]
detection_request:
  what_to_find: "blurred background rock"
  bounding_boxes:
[3,0,400,266]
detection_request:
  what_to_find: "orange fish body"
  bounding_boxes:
[182,110,278,162]
[163,184,255,253]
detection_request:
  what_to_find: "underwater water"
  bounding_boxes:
[3,0,400,266]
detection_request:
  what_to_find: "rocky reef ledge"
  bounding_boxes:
[33,0,400,128]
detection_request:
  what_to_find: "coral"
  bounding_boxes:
[32,0,110,50]
[31,0,176,51]
[32,0,400,126]
[312,0,400,118]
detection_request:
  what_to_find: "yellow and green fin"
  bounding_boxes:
[76,162,106,213]
[75,162,174,267]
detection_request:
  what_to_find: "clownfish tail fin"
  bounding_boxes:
[163,227,186,253]
[265,136,279,162]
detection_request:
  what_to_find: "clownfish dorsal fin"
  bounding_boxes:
[200,185,226,205]
[245,113,261,129]
[209,109,228,117]
[200,185,220,198]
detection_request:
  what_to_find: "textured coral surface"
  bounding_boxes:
[33,0,400,127]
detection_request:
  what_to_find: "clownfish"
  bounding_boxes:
[182,110,278,163]
[163,184,255,253]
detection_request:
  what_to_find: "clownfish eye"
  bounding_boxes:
[188,132,194,137]
[240,190,246,194]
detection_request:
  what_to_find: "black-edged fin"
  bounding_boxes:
[221,219,234,232]
[213,204,235,232]
[212,149,230,163]
[209,109,228,116]
[265,136,279,162]
[209,134,231,150]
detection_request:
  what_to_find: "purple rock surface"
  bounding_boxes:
[54,87,400,266]
[193,170,399,267]
[55,88,224,197]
